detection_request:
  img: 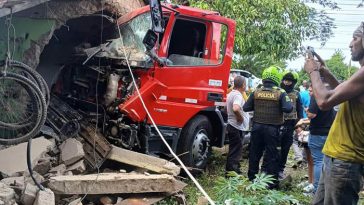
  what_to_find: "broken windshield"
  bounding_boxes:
[89,12,153,66]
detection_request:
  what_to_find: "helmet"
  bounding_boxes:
[262,66,283,85]
[282,70,299,83]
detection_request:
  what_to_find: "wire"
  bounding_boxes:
[79,3,104,203]
[116,27,216,205]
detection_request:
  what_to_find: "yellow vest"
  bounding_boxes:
[323,100,364,163]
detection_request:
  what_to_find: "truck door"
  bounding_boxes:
[150,11,236,128]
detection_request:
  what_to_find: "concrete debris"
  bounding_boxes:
[66,160,86,175]
[20,183,37,205]
[0,177,25,192]
[48,164,66,176]
[0,137,54,177]
[34,157,52,175]
[48,173,187,195]
[33,188,55,205]
[107,145,181,176]
[68,198,82,205]
[24,172,44,187]
[0,182,15,204]
[99,196,114,205]
[60,138,85,166]
[197,196,209,205]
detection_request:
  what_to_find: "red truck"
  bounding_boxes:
[53,1,236,170]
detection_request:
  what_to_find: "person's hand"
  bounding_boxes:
[304,57,320,75]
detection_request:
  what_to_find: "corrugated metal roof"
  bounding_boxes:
[0,0,49,18]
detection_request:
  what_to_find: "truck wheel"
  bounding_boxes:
[177,115,212,170]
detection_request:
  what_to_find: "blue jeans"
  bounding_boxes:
[312,156,363,205]
[308,134,327,193]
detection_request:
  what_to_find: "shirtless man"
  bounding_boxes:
[304,22,364,205]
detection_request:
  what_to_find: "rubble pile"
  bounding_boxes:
[0,132,184,205]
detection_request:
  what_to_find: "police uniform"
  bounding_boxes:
[279,89,302,174]
[243,82,293,188]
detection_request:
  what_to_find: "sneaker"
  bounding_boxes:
[303,192,314,198]
[303,183,314,193]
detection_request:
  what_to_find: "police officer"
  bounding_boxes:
[243,66,293,188]
[278,70,303,178]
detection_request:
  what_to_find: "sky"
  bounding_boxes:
[287,0,364,70]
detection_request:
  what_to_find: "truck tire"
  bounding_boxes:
[177,115,212,170]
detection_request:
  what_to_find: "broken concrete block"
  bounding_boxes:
[0,182,15,203]
[68,198,82,205]
[21,183,37,205]
[48,173,187,195]
[24,172,44,186]
[34,157,52,175]
[0,137,54,176]
[66,160,86,174]
[49,164,66,176]
[0,177,25,191]
[60,138,85,166]
[33,188,55,205]
[107,145,180,176]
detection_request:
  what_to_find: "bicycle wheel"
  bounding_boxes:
[0,60,50,107]
[0,72,47,145]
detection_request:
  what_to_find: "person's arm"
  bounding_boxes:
[280,92,293,113]
[307,97,318,119]
[304,58,364,110]
[233,95,244,124]
[243,92,254,112]
[320,66,340,89]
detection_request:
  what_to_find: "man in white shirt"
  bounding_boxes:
[225,76,249,175]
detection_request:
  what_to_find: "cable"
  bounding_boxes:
[27,136,45,191]
[116,27,215,205]
[79,4,105,204]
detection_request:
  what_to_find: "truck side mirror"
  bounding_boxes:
[143,29,158,51]
[149,0,164,33]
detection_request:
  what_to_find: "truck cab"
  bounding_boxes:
[53,3,236,170]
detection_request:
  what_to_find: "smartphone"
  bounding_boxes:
[306,46,315,58]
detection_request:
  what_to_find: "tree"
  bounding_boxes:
[188,0,338,77]
[296,50,359,87]
[325,50,358,81]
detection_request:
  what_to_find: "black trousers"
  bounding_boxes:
[248,123,281,188]
[226,124,244,174]
[261,125,294,173]
[279,126,294,172]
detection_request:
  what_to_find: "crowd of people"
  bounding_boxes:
[225,21,364,204]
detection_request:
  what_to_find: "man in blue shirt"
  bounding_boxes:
[300,80,310,118]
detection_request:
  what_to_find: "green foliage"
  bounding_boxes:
[188,0,337,76]
[213,172,299,205]
[325,50,358,81]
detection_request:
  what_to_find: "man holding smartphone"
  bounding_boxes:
[304,22,364,205]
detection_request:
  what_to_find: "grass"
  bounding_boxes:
[158,147,310,205]
[158,146,364,204]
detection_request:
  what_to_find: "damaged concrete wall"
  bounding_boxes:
[0,17,56,67]
[0,0,145,68]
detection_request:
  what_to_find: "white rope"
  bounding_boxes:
[116,26,215,205]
